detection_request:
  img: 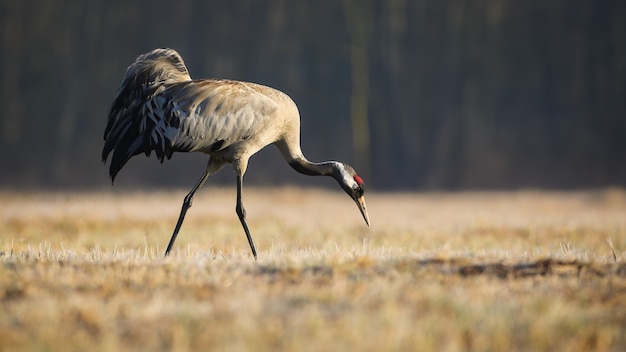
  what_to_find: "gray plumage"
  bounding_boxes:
[103,48,369,258]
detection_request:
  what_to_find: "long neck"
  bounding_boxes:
[275,138,338,177]
[289,157,336,176]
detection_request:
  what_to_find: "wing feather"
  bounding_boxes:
[103,48,281,182]
[155,80,278,154]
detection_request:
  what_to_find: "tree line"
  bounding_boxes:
[0,0,624,189]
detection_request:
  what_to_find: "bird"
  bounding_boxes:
[102,48,370,259]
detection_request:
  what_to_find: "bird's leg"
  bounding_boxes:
[235,175,258,260]
[164,171,210,256]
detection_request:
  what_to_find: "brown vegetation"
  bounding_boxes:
[1,189,626,351]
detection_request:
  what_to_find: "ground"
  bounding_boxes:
[1,188,625,351]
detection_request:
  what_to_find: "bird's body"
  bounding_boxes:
[103,48,369,258]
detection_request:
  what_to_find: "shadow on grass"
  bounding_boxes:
[252,258,626,282]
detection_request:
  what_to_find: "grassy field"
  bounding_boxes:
[1,188,626,351]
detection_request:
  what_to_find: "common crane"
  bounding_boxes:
[102,48,370,259]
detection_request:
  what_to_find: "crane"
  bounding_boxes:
[102,48,370,259]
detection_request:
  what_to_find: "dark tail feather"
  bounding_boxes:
[102,48,190,182]
[102,117,143,182]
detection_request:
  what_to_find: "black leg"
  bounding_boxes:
[235,175,258,260]
[164,171,210,256]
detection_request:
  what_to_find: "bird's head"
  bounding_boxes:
[333,163,370,227]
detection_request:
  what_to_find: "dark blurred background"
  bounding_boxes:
[1,0,624,190]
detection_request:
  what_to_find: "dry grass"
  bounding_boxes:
[1,188,626,351]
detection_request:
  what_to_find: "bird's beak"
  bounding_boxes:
[354,195,370,227]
